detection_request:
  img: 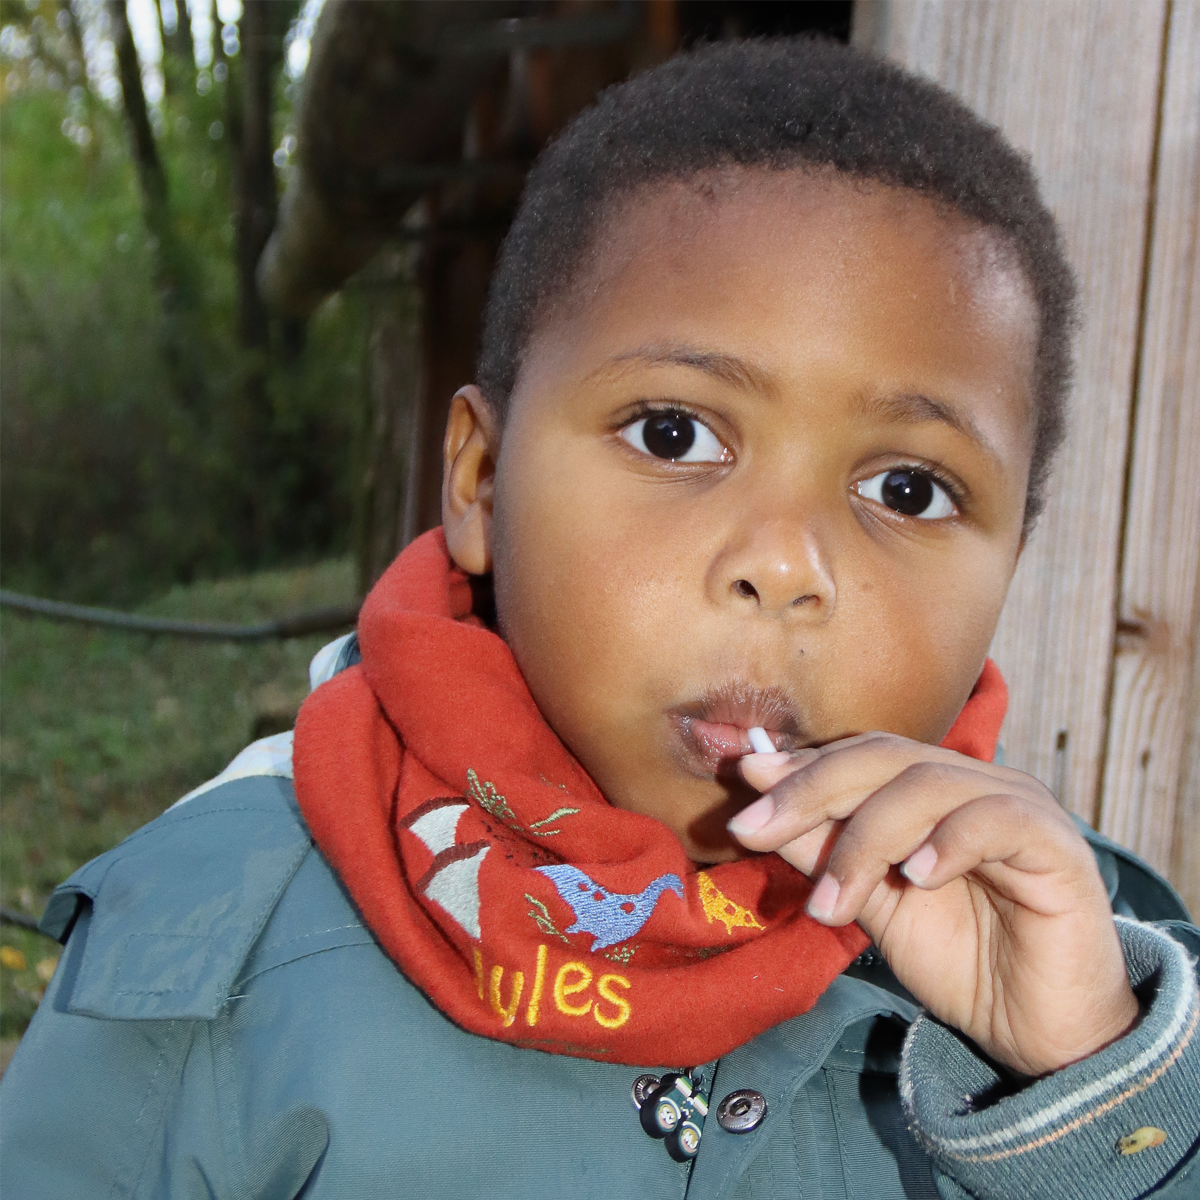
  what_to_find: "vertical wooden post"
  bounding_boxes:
[1100,0,1200,877]
[404,231,502,544]
[358,248,420,595]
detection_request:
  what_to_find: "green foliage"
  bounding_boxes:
[0,19,364,604]
[0,557,356,1038]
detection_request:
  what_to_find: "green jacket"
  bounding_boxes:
[2,759,1198,1199]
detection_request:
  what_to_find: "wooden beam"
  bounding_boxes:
[1101,0,1200,879]
[258,0,514,317]
[858,2,1167,828]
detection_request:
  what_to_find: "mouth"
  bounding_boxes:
[669,682,803,776]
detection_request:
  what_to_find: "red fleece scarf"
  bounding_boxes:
[293,530,1007,1066]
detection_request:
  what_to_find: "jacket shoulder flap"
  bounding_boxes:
[41,775,312,1021]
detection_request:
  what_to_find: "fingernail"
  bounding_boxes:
[901,843,938,886]
[743,750,791,767]
[807,874,840,922]
[727,795,775,835]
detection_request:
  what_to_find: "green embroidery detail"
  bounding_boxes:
[466,769,578,836]
[528,806,580,836]
[525,894,570,943]
[466,768,516,822]
[602,943,637,964]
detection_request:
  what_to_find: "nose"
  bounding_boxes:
[707,516,835,619]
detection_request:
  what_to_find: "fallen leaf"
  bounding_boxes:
[0,946,28,971]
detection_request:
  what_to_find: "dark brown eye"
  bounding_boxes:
[620,412,727,463]
[882,471,932,515]
[856,469,955,519]
[643,413,695,458]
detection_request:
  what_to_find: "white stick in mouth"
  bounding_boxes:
[747,727,775,754]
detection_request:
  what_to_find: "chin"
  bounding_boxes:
[679,783,758,863]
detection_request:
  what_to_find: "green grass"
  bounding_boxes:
[0,558,356,1038]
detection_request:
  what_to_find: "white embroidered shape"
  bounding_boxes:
[424,846,491,940]
[408,804,469,855]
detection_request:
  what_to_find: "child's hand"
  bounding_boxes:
[732,735,1140,1077]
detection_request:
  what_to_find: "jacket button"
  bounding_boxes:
[630,1074,661,1110]
[716,1088,767,1133]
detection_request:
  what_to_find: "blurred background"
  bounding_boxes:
[1,0,1196,1056]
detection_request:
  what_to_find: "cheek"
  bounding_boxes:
[833,547,1011,741]
[492,446,660,712]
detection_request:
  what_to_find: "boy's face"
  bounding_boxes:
[451,171,1038,863]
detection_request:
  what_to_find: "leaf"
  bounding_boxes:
[0,946,28,971]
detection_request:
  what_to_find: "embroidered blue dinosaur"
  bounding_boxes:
[535,864,684,951]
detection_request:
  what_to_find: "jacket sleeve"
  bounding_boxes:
[901,918,1200,1200]
[0,774,327,1200]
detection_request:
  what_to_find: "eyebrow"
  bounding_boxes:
[592,344,777,396]
[854,391,1003,463]
[592,345,1003,462]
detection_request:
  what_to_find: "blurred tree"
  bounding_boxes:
[153,0,192,90]
[106,0,206,413]
[0,0,359,603]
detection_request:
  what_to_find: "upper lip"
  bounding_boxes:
[669,681,804,749]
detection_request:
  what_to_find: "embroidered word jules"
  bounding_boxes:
[474,945,632,1030]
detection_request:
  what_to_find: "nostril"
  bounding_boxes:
[733,579,758,601]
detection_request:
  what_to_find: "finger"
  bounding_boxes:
[738,748,817,793]
[770,819,840,877]
[730,733,900,843]
[730,733,1033,852]
[896,792,1100,913]
[737,731,893,793]
[811,781,1080,929]
[800,759,991,924]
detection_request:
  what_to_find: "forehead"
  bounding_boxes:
[516,169,1038,436]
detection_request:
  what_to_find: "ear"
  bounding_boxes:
[442,386,500,575]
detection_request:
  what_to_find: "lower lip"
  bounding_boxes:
[680,719,759,773]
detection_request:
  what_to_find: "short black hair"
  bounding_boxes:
[478,37,1076,530]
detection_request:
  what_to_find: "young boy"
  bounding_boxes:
[3,38,1197,1200]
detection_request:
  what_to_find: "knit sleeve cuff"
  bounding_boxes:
[900,918,1200,1200]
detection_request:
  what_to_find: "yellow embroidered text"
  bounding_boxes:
[473,948,635,1030]
[594,973,632,1029]
[554,961,593,1016]
[526,944,548,1026]
[490,963,525,1027]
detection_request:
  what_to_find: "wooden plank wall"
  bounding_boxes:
[855,0,1199,912]
[1103,0,1200,907]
